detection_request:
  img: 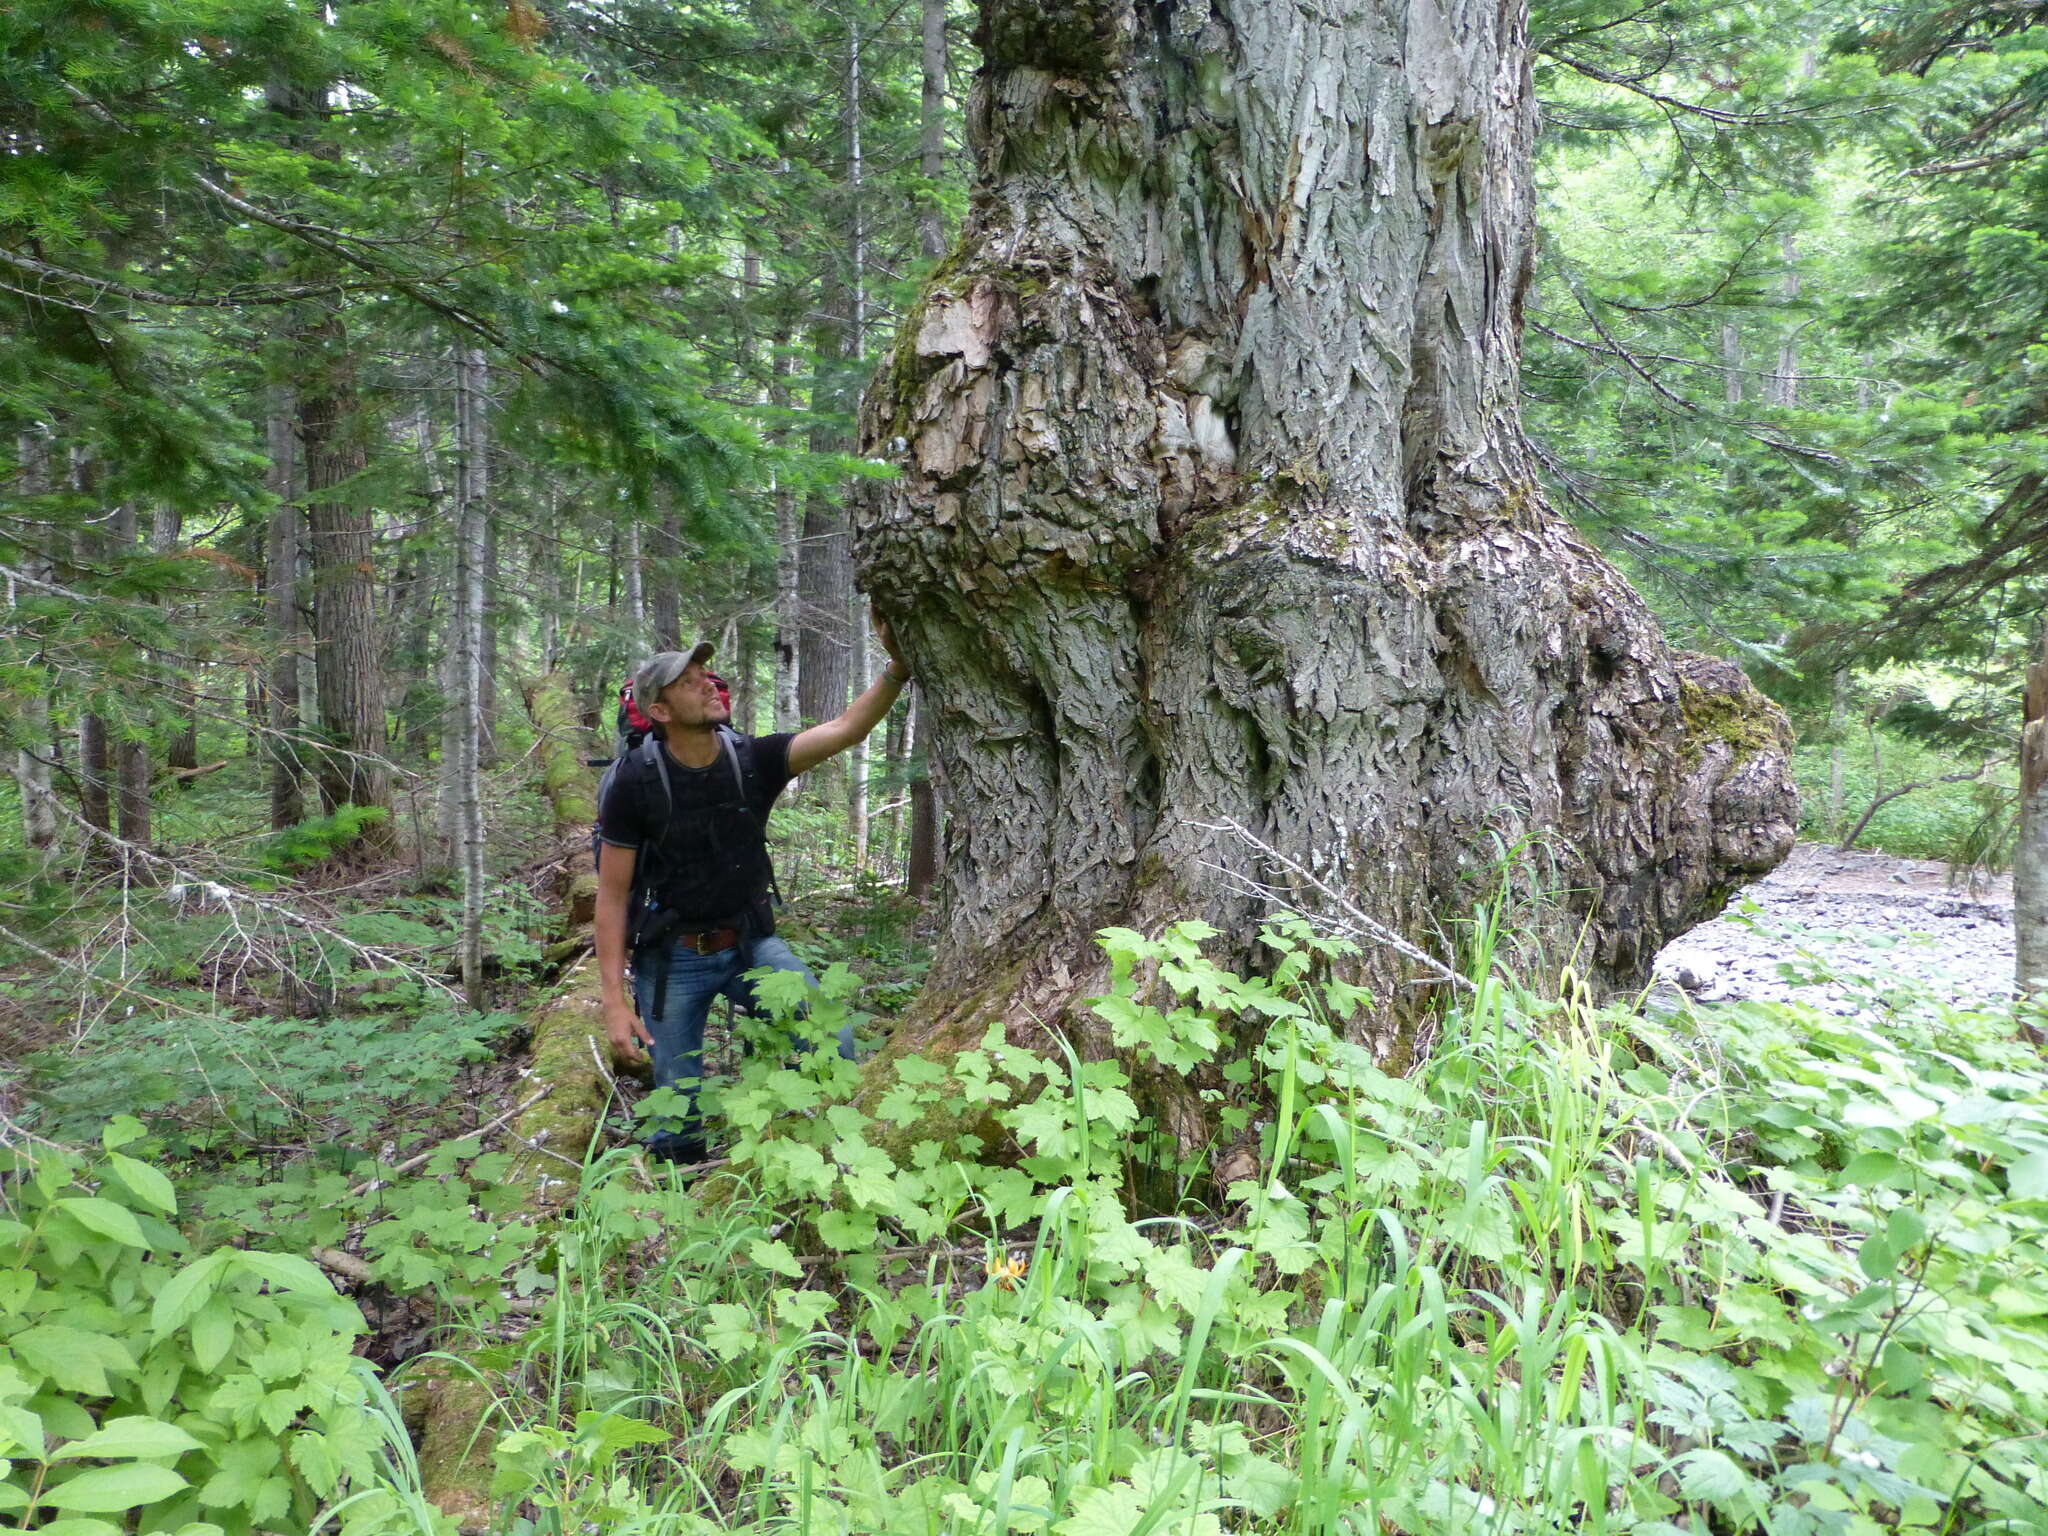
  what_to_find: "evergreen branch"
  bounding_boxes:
[1539,51,1860,126]
[0,247,355,309]
[188,173,532,365]
[1537,296,1852,469]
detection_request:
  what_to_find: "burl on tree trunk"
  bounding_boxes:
[856,0,1795,1068]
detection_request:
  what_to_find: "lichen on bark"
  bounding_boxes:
[855,0,1798,1072]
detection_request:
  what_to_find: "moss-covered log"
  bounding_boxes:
[502,953,612,1205]
[411,1362,500,1535]
[408,680,615,1529]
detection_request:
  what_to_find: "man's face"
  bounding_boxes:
[651,662,728,730]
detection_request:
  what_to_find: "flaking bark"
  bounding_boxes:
[856,0,1797,1072]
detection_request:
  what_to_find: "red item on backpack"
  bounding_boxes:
[619,683,655,740]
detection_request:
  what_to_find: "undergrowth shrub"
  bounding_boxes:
[13,913,2048,1535]
[27,1007,515,1153]
[0,1120,429,1535]
[445,917,2048,1534]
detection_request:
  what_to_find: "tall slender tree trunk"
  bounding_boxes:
[104,501,152,872]
[798,477,853,732]
[919,0,951,259]
[857,0,1797,1075]
[478,506,500,769]
[450,344,491,1008]
[536,504,564,675]
[735,620,759,735]
[905,686,940,898]
[851,606,872,869]
[621,519,647,638]
[649,504,683,653]
[11,431,60,864]
[69,453,115,846]
[1772,234,1801,409]
[845,18,873,863]
[2017,627,2048,1007]
[772,321,803,733]
[263,384,308,827]
[1721,321,1743,406]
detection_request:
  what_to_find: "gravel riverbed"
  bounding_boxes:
[1651,842,2014,1013]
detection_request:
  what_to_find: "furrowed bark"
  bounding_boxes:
[300,329,393,836]
[856,0,1797,1078]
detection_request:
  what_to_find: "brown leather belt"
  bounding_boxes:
[682,926,742,955]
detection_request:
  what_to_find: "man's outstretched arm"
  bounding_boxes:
[789,612,912,775]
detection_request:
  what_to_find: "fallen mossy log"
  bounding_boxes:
[407,677,619,1530]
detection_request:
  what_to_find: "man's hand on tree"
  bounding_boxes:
[605,999,654,1064]
[873,605,911,680]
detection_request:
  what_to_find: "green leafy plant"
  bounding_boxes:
[0,1119,427,1534]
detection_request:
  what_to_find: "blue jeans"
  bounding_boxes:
[630,933,854,1156]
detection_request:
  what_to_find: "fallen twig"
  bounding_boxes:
[341,1084,554,1201]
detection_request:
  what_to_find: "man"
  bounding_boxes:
[596,615,912,1165]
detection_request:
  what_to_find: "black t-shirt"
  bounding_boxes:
[596,731,796,927]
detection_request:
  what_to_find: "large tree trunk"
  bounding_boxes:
[300,330,393,834]
[856,0,1797,1071]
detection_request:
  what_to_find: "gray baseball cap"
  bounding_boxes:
[631,641,715,712]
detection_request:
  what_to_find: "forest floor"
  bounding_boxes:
[1653,839,2014,1011]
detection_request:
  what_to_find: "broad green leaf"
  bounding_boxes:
[573,1410,669,1458]
[152,1252,230,1336]
[56,1198,147,1249]
[42,1462,188,1513]
[2008,1151,2048,1201]
[233,1251,333,1293]
[748,1239,803,1280]
[53,1416,204,1461]
[1838,1152,1902,1186]
[1674,1449,1754,1505]
[190,1297,236,1374]
[1857,1232,1899,1282]
[106,1154,177,1215]
[10,1327,135,1398]
[1054,1481,1148,1536]
[701,1304,758,1361]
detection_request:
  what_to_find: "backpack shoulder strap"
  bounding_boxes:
[638,735,674,831]
[717,727,747,809]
